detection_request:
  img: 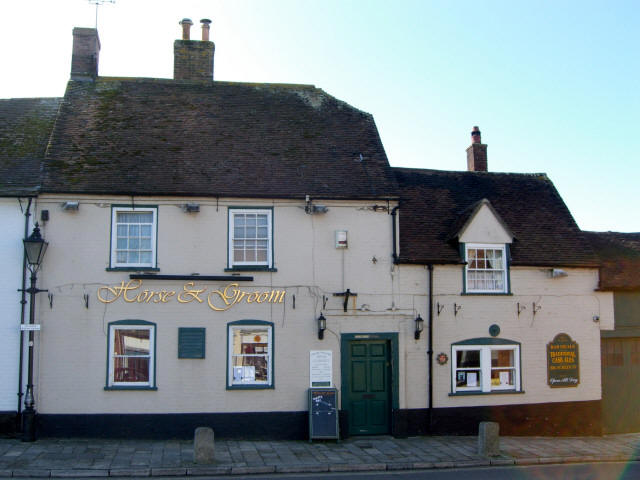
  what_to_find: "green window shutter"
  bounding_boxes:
[178,328,206,359]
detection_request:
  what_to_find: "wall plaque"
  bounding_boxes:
[547,333,579,387]
[310,350,332,387]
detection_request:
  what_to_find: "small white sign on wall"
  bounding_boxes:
[310,350,332,387]
[20,324,41,331]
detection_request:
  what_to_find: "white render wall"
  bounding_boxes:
[429,265,613,408]
[34,195,412,414]
[0,199,29,412]
[32,194,613,415]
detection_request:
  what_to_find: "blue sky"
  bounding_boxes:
[2,1,638,232]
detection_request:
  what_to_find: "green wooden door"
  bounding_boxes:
[601,337,640,433]
[344,340,391,435]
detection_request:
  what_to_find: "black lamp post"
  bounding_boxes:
[21,223,48,442]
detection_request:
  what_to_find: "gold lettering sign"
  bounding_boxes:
[547,333,579,387]
[97,280,285,311]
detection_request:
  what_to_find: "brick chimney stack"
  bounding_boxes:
[71,28,100,81]
[466,126,488,172]
[174,18,215,82]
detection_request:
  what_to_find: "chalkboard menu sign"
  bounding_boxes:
[308,388,339,441]
[547,333,579,387]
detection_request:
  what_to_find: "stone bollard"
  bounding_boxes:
[194,427,215,464]
[477,421,500,457]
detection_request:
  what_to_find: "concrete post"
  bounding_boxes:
[478,421,500,456]
[194,427,215,464]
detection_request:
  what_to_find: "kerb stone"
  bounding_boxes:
[194,427,215,464]
[478,421,500,457]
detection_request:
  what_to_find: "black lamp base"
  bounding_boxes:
[21,408,36,442]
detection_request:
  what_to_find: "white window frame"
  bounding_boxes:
[465,243,508,293]
[228,208,273,268]
[110,207,157,268]
[227,323,273,388]
[452,344,520,393]
[107,323,155,388]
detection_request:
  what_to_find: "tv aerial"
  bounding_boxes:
[88,0,115,29]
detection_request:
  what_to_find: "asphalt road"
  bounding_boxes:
[16,461,635,480]
[208,461,639,479]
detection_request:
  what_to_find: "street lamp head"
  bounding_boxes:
[24,223,48,270]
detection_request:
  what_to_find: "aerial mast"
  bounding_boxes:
[88,0,115,29]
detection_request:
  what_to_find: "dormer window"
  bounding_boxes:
[465,243,508,293]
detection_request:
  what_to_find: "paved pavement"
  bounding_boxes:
[0,433,639,477]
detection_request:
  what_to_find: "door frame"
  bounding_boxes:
[340,332,399,435]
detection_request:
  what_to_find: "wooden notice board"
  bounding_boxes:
[308,388,339,441]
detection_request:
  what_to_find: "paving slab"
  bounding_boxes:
[186,466,231,475]
[51,469,108,477]
[0,433,639,477]
[13,469,52,477]
[230,465,276,474]
[109,468,151,477]
[329,462,386,472]
[150,467,186,476]
[275,464,329,473]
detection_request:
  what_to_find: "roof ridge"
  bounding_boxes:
[0,97,63,102]
[392,166,548,177]
[90,76,318,90]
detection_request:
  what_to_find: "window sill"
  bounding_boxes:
[225,267,277,273]
[104,386,158,391]
[461,292,513,296]
[106,267,160,272]
[449,390,524,396]
[226,384,274,390]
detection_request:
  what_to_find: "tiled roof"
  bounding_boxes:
[42,78,398,199]
[394,167,599,267]
[583,231,640,291]
[0,98,61,196]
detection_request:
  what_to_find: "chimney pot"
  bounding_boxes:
[471,126,481,144]
[466,126,488,172]
[179,18,193,40]
[200,18,212,41]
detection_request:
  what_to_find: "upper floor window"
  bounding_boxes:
[110,207,157,269]
[228,208,273,269]
[465,243,508,293]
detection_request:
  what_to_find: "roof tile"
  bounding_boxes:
[394,167,598,267]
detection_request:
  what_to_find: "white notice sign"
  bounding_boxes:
[310,350,332,387]
[20,324,41,331]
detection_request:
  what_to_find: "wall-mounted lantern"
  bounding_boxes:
[414,315,424,340]
[317,313,327,340]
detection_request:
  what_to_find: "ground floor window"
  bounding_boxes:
[106,320,156,389]
[227,320,273,389]
[452,339,520,393]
